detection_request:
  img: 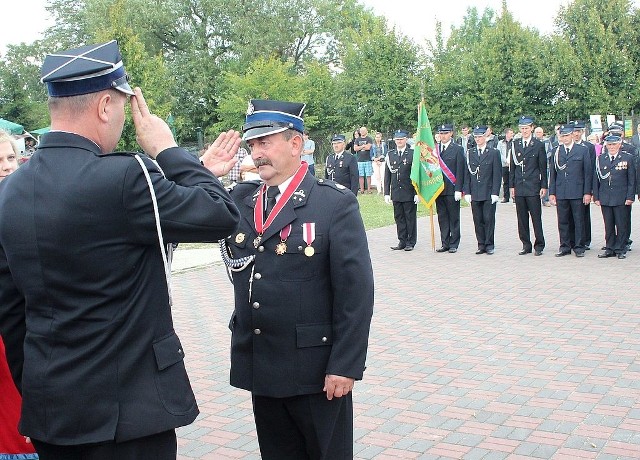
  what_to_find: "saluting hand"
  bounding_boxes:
[200,130,242,177]
[130,87,177,158]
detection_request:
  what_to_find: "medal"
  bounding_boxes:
[253,235,262,248]
[302,222,316,257]
[276,225,291,256]
[235,233,245,244]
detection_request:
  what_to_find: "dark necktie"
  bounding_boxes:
[610,155,615,163]
[478,149,483,156]
[265,186,279,217]
[523,140,528,149]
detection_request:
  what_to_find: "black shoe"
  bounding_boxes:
[404,246,414,251]
[500,199,509,203]
[436,247,449,253]
[601,246,606,251]
[390,245,406,250]
[575,252,585,258]
[555,251,570,257]
[486,249,495,255]
[534,250,543,256]
[476,249,486,255]
[448,248,457,253]
[518,249,532,255]
[598,252,614,258]
[618,253,626,259]
[584,246,591,250]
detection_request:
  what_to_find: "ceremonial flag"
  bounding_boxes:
[410,100,444,208]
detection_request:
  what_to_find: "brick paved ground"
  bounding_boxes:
[172,201,640,459]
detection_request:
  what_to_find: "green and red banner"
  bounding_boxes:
[410,100,444,208]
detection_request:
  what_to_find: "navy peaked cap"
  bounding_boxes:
[605,134,622,143]
[608,122,623,132]
[572,120,586,130]
[437,124,454,133]
[558,124,574,135]
[518,115,535,126]
[473,125,488,136]
[393,130,408,139]
[41,40,134,97]
[243,99,305,140]
[331,134,346,142]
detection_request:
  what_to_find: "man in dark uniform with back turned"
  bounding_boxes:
[510,115,548,256]
[434,124,465,253]
[325,133,359,195]
[384,130,418,251]
[549,124,592,257]
[221,99,374,459]
[0,41,241,459]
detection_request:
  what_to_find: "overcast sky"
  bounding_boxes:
[2,0,640,53]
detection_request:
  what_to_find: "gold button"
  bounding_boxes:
[254,329,261,335]
[254,273,262,280]
[252,302,260,309]
[321,336,327,343]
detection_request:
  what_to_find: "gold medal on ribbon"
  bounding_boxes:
[253,235,262,248]
[304,246,315,257]
[235,233,245,244]
[276,242,287,255]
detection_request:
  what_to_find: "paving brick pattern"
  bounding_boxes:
[172,202,640,459]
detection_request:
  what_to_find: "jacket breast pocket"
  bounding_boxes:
[296,323,333,387]
[277,234,324,281]
[153,331,197,415]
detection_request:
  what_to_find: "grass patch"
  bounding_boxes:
[356,192,435,230]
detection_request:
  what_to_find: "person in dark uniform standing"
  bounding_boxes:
[0,41,241,460]
[221,99,374,460]
[434,124,465,253]
[594,134,636,259]
[325,134,359,195]
[463,125,502,255]
[571,120,596,250]
[509,115,548,256]
[549,124,592,257]
[384,130,418,251]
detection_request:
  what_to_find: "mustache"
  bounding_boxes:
[253,158,273,167]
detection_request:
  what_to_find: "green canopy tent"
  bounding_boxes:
[31,127,50,135]
[0,118,24,135]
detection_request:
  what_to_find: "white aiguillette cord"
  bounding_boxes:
[133,154,173,306]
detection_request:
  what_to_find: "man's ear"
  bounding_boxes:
[290,133,303,155]
[96,92,112,123]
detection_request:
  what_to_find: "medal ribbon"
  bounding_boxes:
[254,162,309,235]
[302,222,316,246]
[279,224,292,241]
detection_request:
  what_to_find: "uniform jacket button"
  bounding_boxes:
[321,336,327,343]
[254,272,262,280]
[252,302,260,309]
[258,246,265,252]
[254,328,261,335]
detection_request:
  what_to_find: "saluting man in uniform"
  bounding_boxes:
[594,134,636,259]
[325,133,359,195]
[434,124,466,253]
[384,130,418,251]
[463,125,502,255]
[0,41,241,459]
[221,99,374,459]
[549,124,593,257]
[509,115,548,256]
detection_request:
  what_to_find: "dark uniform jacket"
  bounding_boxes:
[225,173,374,398]
[0,132,240,444]
[509,137,548,196]
[576,140,597,194]
[438,142,465,196]
[463,146,502,200]
[325,151,359,195]
[593,151,636,206]
[384,148,415,202]
[549,143,593,200]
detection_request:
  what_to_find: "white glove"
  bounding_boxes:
[464,195,472,204]
[413,195,420,205]
[491,195,499,204]
[454,191,462,201]
[384,195,391,204]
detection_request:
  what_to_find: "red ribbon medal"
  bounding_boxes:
[302,222,316,257]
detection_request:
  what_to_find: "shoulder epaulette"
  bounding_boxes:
[316,178,349,194]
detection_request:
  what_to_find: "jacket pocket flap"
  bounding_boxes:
[296,323,333,348]
[153,332,185,370]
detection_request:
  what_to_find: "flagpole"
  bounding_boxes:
[430,205,436,251]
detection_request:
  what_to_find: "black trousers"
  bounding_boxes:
[557,198,585,254]
[471,200,497,250]
[252,393,353,460]
[501,167,510,200]
[583,203,592,247]
[32,430,177,460]
[393,200,417,247]
[515,195,545,252]
[435,194,461,249]
[602,205,631,254]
